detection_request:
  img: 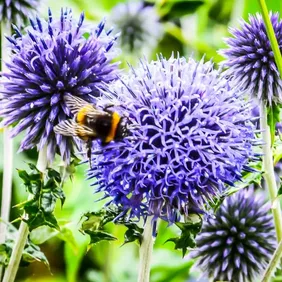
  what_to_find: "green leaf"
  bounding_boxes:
[41,192,57,213]
[166,220,202,257]
[84,230,117,245]
[30,226,58,245]
[15,163,64,231]
[47,168,61,183]
[23,210,60,231]
[22,244,49,269]
[0,244,10,266]
[53,188,66,208]
[160,0,205,20]
[267,104,281,146]
[17,169,31,184]
[0,222,49,268]
[80,211,105,232]
[27,162,40,172]
[122,223,143,245]
[80,207,144,247]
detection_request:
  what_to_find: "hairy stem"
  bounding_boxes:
[2,147,48,282]
[0,21,12,281]
[260,102,282,242]
[137,217,155,282]
[261,239,282,282]
[258,0,282,76]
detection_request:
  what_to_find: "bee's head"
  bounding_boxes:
[115,117,130,140]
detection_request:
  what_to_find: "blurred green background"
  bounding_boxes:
[1,0,282,281]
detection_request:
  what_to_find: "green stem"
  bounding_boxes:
[2,147,48,282]
[260,102,282,242]
[258,0,282,77]
[137,217,155,282]
[0,21,12,281]
[261,239,282,282]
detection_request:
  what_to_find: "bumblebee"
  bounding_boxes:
[54,95,129,165]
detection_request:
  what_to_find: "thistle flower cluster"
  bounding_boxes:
[110,1,162,54]
[221,13,282,105]
[88,55,256,223]
[0,8,119,163]
[191,189,276,282]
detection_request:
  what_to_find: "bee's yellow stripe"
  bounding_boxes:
[105,112,120,143]
[76,105,93,124]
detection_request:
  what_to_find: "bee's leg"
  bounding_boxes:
[103,103,115,113]
[87,139,92,168]
[103,103,127,113]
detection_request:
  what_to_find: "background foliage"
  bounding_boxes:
[1,0,282,281]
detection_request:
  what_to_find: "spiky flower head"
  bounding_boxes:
[191,189,276,282]
[0,0,39,26]
[0,8,119,163]
[220,13,282,105]
[88,55,256,223]
[110,1,162,54]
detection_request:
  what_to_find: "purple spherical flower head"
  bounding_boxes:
[88,55,257,223]
[220,13,282,105]
[0,8,119,163]
[191,189,276,282]
[0,0,38,26]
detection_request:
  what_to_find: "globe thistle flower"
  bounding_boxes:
[88,55,256,223]
[0,0,39,26]
[191,189,276,282]
[220,13,282,105]
[0,8,119,163]
[110,1,162,54]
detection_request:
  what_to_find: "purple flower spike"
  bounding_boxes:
[0,8,119,163]
[191,189,276,282]
[88,55,256,223]
[220,13,282,105]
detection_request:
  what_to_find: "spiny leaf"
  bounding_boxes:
[17,169,31,184]
[0,221,49,268]
[23,210,60,231]
[84,230,117,245]
[80,211,105,232]
[166,220,202,257]
[80,207,143,247]
[123,224,143,245]
[15,163,64,231]
[80,210,117,246]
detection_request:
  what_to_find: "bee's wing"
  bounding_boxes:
[64,94,110,117]
[64,95,92,115]
[54,119,97,138]
[54,119,78,136]
[85,108,112,119]
[75,124,98,138]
